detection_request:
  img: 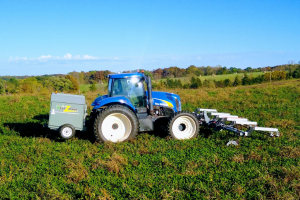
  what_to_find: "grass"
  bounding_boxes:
[79,83,107,93]
[157,72,264,84]
[0,79,299,199]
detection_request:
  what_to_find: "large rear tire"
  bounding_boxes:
[168,112,199,140]
[93,105,139,142]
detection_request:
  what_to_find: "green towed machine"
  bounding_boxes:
[48,92,87,139]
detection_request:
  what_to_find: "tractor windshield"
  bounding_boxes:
[109,77,145,107]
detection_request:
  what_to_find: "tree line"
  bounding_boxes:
[152,70,289,90]
[1,63,300,94]
[0,75,79,95]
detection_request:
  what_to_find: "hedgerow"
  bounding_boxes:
[0,75,79,95]
[153,71,288,90]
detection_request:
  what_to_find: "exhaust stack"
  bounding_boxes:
[147,76,154,115]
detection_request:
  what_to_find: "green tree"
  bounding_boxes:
[222,67,228,75]
[89,83,96,92]
[19,77,43,93]
[196,78,202,87]
[166,78,176,88]
[0,79,6,94]
[233,75,241,86]
[190,77,198,89]
[42,76,73,92]
[245,67,252,72]
[292,68,300,78]
[242,73,251,85]
[214,80,224,88]
[144,70,153,79]
[65,75,79,92]
[177,79,183,88]
[203,79,211,87]
[224,79,231,87]
[205,66,212,75]
[9,78,19,87]
[187,65,201,76]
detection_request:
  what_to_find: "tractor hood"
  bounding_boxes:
[147,91,181,112]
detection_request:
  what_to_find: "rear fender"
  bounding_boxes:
[92,96,136,111]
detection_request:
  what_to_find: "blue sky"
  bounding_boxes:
[1,0,300,76]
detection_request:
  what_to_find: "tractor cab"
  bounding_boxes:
[108,74,147,112]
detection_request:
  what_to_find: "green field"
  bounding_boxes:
[157,72,264,84]
[0,80,299,199]
[79,83,107,93]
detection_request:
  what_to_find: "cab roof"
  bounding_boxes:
[108,73,144,79]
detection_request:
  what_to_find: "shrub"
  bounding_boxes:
[264,71,287,81]
[19,77,43,93]
[42,76,73,92]
[292,67,300,78]
[242,73,251,85]
[0,79,6,94]
[202,79,212,87]
[233,75,241,86]
[224,79,231,87]
[66,75,79,92]
[9,78,19,87]
[190,77,202,89]
[89,83,96,92]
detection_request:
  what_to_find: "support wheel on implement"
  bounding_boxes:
[168,112,199,140]
[59,124,76,140]
[93,105,139,143]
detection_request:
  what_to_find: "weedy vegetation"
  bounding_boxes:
[0,79,299,199]
[159,71,264,83]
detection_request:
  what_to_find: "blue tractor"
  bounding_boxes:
[90,72,199,142]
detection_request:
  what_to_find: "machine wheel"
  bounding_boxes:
[59,124,76,139]
[93,105,139,142]
[168,112,199,140]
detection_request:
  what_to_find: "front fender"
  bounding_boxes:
[92,96,136,111]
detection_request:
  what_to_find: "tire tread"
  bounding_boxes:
[93,105,139,142]
[167,111,199,139]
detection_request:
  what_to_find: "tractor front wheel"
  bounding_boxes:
[94,105,139,142]
[168,112,199,140]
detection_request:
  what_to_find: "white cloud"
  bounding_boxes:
[8,56,28,62]
[8,53,102,62]
[15,56,27,61]
[38,55,52,60]
[82,55,97,60]
[63,53,72,59]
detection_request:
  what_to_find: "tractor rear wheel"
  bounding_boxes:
[94,105,139,142]
[168,112,199,140]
